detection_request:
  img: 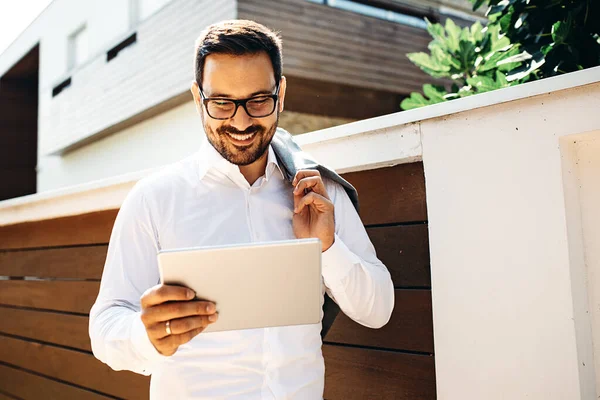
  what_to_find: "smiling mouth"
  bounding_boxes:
[224,131,258,146]
[227,132,255,141]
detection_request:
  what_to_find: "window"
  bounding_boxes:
[68,25,89,70]
[307,0,427,30]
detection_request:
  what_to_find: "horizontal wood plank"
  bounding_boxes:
[0,307,91,351]
[342,163,427,225]
[323,345,436,399]
[0,363,112,400]
[0,335,149,399]
[325,290,434,353]
[0,210,117,250]
[0,281,99,314]
[367,224,431,287]
[285,75,404,120]
[0,391,18,400]
[0,245,107,279]
[242,0,430,45]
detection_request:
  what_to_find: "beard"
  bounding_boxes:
[203,113,278,166]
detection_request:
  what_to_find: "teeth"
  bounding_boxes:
[228,132,254,141]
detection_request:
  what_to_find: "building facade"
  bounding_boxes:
[0,0,479,199]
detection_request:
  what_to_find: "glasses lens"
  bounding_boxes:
[246,96,275,118]
[207,100,236,119]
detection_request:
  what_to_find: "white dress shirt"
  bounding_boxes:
[89,138,394,399]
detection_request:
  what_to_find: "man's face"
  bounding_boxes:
[191,52,286,166]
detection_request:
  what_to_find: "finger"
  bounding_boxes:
[148,314,218,339]
[141,284,195,309]
[293,176,329,199]
[294,192,333,214]
[292,169,321,186]
[142,300,217,325]
[156,327,205,355]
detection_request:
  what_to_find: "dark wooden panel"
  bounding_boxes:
[0,364,112,400]
[0,391,18,400]
[242,0,430,46]
[285,76,403,120]
[0,307,91,351]
[342,163,428,225]
[325,290,434,353]
[0,168,36,202]
[2,45,39,80]
[0,245,107,279]
[367,224,431,287]
[0,281,99,314]
[239,0,432,93]
[323,345,436,399]
[0,335,149,399]
[0,210,117,250]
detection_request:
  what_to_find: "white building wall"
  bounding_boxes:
[37,100,199,191]
[39,0,132,90]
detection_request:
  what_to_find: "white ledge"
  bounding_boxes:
[296,66,600,145]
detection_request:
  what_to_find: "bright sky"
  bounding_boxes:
[0,0,54,56]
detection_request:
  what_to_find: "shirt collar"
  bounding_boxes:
[197,138,283,183]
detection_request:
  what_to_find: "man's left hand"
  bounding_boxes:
[292,170,335,252]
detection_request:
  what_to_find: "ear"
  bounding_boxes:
[190,81,203,115]
[278,76,287,113]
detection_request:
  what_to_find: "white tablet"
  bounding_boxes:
[157,238,322,333]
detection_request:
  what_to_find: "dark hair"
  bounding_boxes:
[194,20,283,88]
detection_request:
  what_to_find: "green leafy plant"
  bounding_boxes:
[471,0,600,79]
[402,0,600,110]
[401,19,526,110]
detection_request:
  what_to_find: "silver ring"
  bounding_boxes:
[165,320,172,335]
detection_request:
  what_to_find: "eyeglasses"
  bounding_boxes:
[198,85,280,120]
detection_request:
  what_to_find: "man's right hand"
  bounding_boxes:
[140,284,218,356]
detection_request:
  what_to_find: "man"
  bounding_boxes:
[90,20,394,399]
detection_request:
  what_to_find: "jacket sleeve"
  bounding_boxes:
[320,180,395,329]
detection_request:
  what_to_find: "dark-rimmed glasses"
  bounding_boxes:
[199,85,280,120]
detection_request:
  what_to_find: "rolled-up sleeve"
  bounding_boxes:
[89,182,167,375]
[321,180,395,329]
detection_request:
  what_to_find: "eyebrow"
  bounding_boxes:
[206,88,275,98]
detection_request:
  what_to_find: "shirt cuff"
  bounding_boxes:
[130,311,169,367]
[321,234,360,291]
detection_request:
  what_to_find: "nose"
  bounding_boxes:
[229,104,253,131]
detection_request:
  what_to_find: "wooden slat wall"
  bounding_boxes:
[0,45,38,201]
[239,0,431,93]
[0,163,434,399]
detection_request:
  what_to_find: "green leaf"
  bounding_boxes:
[488,25,511,52]
[445,19,462,53]
[467,75,501,93]
[400,91,445,110]
[471,0,487,12]
[495,70,508,86]
[499,6,515,33]
[496,50,532,65]
[490,1,510,16]
[551,21,569,45]
[426,19,447,50]
[458,40,477,70]
[407,52,451,76]
[422,84,448,102]
[506,52,545,82]
[471,21,484,43]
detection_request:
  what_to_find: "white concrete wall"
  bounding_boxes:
[569,134,600,394]
[421,81,600,399]
[37,100,199,191]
